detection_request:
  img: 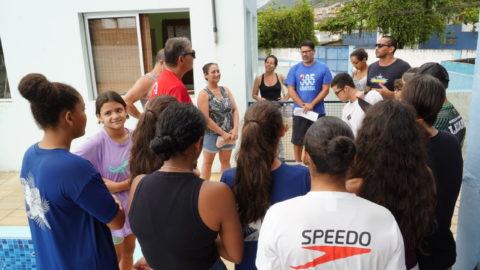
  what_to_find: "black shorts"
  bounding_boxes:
[291,115,324,146]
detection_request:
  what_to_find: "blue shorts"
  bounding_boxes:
[203,133,236,153]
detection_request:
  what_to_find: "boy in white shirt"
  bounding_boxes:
[331,73,383,137]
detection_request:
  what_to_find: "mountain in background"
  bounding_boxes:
[257,0,343,10]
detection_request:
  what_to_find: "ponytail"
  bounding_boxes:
[233,101,283,225]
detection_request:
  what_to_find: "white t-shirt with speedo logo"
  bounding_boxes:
[256,191,406,270]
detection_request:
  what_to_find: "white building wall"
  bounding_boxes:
[0,0,256,171]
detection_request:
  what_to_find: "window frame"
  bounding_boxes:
[83,12,145,99]
[82,9,191,99]
[0,37,11,101]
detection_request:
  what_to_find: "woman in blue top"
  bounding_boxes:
[18,73,125,270]
[221,101,311,270]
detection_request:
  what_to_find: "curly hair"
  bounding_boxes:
[350,99,436,251]
[129,95,178,181]
[149,103,205,161]
[233,101,283,226]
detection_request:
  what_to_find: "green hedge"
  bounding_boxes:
[258,0,317,49]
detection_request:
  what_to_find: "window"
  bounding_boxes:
[0,38,10,99]
[442,37,457,45]
[84,12,192,97]
[87,17,142,95]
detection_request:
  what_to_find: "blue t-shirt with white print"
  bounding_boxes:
[285,61,332,115]
[20,143,119,270]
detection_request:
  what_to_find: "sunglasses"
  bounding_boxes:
[182,50,196,58]
[375,43,392,48]
[334,88,344,96]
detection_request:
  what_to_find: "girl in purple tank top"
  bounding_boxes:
[73,91,135,270]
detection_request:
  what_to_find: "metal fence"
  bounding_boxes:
[247,100,344,162]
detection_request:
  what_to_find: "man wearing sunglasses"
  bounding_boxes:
[149,37,195,104]
[366,36,410,98]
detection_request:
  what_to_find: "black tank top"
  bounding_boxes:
[259,73,282,101]
[129,171,218,270]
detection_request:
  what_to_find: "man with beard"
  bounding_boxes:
[366,36,410,98]
[286,40,332,164]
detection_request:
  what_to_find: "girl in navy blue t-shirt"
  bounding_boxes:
[18,73,125,270]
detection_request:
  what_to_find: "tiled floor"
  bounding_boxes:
[0,172,28,226]
[0,172,222,227]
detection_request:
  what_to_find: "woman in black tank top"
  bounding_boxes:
[252,55,289,101]
[129,103,243,270]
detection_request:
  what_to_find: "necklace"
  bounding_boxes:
[160,165,193,173]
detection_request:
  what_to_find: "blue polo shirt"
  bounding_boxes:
[285,61,332,115]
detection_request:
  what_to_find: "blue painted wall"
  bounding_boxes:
[420,24,478,50]
[341,24,477,50]
[315,46,350,74]
[441,60,475,91]
[341,32,377,48]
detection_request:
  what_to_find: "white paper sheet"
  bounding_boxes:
[293,108,319,122]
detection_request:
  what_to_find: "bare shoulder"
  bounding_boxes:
[197,89,209,102]
[131,174,146,192]
[128,174,146,208]
[198,89,208,98]
[201,180,235,209]
[223,86,232,93]
[202,180,232,196]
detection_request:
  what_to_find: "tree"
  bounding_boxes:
[258,0,317,48]
[317,0,480,47]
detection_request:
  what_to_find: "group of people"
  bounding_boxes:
[18,35,466,270]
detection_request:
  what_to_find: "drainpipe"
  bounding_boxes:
[453,11,480,270]
[211,0,218,43]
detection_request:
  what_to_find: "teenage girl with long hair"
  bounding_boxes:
[129,103,243,269]
[221,101,310,269]
[348,99,436,269]
[257,116,405,269]
[18,74,124,270]
[128,95,178,270]
[74,91,134,270]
